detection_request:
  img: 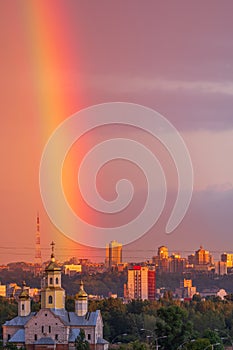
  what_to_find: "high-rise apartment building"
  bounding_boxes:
[193,246,214,272]
[215,261,227,275]
[127,266,156,300]
[158,246,169,259]
[221,253,233,268]
[106,240,122,268]
[169,254,186,273]
[176,278,197,299]
[195,246,210,264]
[156,245,169,273]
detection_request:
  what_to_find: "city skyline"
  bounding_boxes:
[0,2,233,264]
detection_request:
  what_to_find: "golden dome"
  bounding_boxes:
[75,280,88,299]
[19,282,29,300]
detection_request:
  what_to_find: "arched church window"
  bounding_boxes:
[56,277,59,284]
[50,277,53,284]
[22,304,24,311]
[48,295,53,304]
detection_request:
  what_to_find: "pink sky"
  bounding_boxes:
[0,1,232,264]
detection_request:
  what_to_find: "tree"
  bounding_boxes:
[203,329,224,350]
[75,329,90,350]
[155,305,193,350]
[186,338,210,350]
[192,294,201,302]
[116,341,149,350]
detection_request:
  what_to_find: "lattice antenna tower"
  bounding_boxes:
[34,213,42,275]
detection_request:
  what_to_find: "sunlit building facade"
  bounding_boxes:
[127,266,156,301]
[105,240,122,268]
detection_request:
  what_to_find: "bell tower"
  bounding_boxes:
[75,280,88,316]
[18,282,31,317]
[41,242,65,310]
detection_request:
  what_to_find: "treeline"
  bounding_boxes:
[2,295,233,349]
[88,296,233,350]
[3,269,233,298]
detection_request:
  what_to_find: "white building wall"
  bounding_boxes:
[140,267,148,300]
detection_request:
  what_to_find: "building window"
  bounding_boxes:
[35,334,37,341]
[55,334,58,341]
[48,295,53,304]
[7,334,10,341]
[50,277,53,284]
[45,313,47,316]
[22,304,24,311]
[49,326,51,333]
[88,334,91,340]
[42,326,44,333]
[56,277,59,284]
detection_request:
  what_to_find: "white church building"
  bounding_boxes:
[3,245,108,350]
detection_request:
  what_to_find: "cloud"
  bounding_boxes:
[88,75,233,97]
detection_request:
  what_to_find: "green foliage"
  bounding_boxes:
[62,270,127,297]
[75,329,90,350]
[192,294,201,302]
[0,297,17,337]
[2,288,233,349]
[155,305,193,350]
[116,341,149,350]
[202,329,224,350]
[31,300,40,312]
[4,343,18,350]
[186,338,210,350]
[65,296,75,311]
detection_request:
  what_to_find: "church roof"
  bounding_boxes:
[68,310,100,326]
[45,242,61,271]
[75,280,88,299]
[19,281,30,300]
[45,256,61,271]
[50,309,100,327]
[19,290,30,300]
[9,329,25,343]
[35,337,55,345]
[97,337,109,345]
[68,328,80,342]
[4,313,36,326]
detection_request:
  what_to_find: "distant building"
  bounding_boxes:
[193,246,214,271]
[200,288,227,300]
[195,246,211,265]
[188,254,195,265]
[153,247,186,274]
[176,279,197,299]
[0,283,6,297]
[6,283,22,298]
[64,264,82,276]
[158,246,169,259]
[126,266,156,300]
[221,253,233,268]
[3,243,108,350]
[155,245,169,273]
[169,254,187,273]
[215,261,227,275]
[105,240,122,268]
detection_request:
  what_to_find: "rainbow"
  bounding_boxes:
[21,1,85,138]
[17,2,93,259]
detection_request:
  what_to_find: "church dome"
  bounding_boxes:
[45,254,61,271]
[75,280,88,300]
[45,242,61,271]
[19,282,30,300]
